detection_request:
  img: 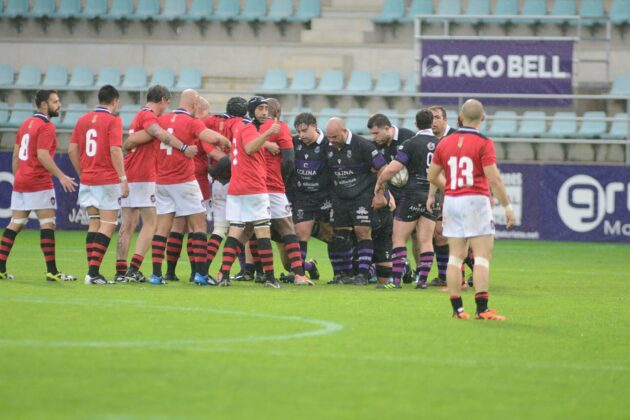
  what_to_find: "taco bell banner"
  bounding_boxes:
[420,40,573,106]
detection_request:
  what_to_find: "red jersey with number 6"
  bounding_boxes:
[125,107,159,183]
[71,107,123,186]
[431,128,496,197]
[156,109,206,185]
[227,119,267,196]
[13,114,57,192]
[261,119,293,193]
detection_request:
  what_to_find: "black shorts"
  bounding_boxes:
[372,208,392,264]
[394,190,439,222]
[331,192,373,227]
[292,192,332,224]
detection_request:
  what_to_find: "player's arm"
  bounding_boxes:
[375,160,404,195]
[124,129,153,150]
[483,163,515,229]
[36,149,77,193]
[108,118,129,198]
[198,128,231,150]
[426,162,445,212]
[243,123,280,155]
[11,144,19,174]
[263,141,280,155]
[280,147,295,183]
[145,123,198,158]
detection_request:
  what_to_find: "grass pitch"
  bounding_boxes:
[0,231,628,419]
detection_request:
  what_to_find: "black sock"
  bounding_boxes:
[475,292,489,314]
[88,233,111,277]
[40,228,58,274]
[450,295,464,315]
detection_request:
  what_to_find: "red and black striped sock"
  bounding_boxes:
[88,233,111,277]
[186,234,195,274]
[151,235,167,277]
[282,234,304,275]
[115,259,127,275]
[450,294,464,315]
[249,239,263,274]
[475,292,489,314]
[166,232,184,276]
[206,234,223,268]
[191,232,207,275]
[129,253,144,272]
[0,228,18,273]
[220,236,242,278]
[85,231,96,265]
[40,228,58,274]
[256,237,275,279]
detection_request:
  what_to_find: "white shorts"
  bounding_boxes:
[78,183,121,211]
[211,181,228,222]
[156,181,205,217]
[11,189,56,211]
[269,192,292,219]
[120,182,156,208]
[226,193,271,223]
[442,195,495,238]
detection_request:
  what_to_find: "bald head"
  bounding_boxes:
[461,99,485,128]
[326,117,348,148]
[179,89,199,112]
[195,97,210,119]
[266,98,281,119]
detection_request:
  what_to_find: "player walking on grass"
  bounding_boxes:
[0,90,77,282]
[69,85,128,285]
[427,99,515,320]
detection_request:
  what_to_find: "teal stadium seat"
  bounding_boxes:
[27,0,56,18]
[517,111,547,137]
[400,0,432,24]
[402,110,417,131]
[288,0,320,24]
[132,0,160,20]
[0,102,9,124]
[68,66,94,88]
[263,0,292,22]
[237,0,266,22]
[260,69,288,91]
[175,68,202,90]
[486,0,519,25]
[519,0,548,26]
[425,0,461,24]
[548,0,576,25]
[575,0,606,27]
[487,111,517,137]
[81,0,107,19]
[53,0,81,18]
[289,69,316,91]
[317,69,344,92]
[186,0,212,21]
[547,112,577,138]
[346,108,370,134]
[209,0,239,21]
[345,71,372,92]
[158,0,187,21]
[373,0,405,24]
[403,71,416,93]
[150,68,175,89]
[377,109,400,126]
[7,103,34,128]
[0,64,14,87]
[456,0,490,25]
[96,67,121,87]
[374,71,401,93]
[41,66,68,88]
[317,107,341,123]
[58,103,88,129]
[610,74,630,95]
[119,104,140,130]
[2,0,29,18]
[601,113,629,139]
[610,0,630,25]
[105,0,134,20]
[576,111,607,138]
[121,67,148,90]
[14,66,41,88]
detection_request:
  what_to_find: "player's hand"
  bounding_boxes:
[120,180,129,198]
[426,195,435,212]
[388,194,396,212]
[184,145,198,158]
[372,192,387,209]
[59,174,78,193]
[264,141,280,155]
[505,207,516,230]
[267,122,281,136]
[218,135,231,150]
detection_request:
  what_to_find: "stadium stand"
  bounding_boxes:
[210,0,239,21]
[519,0,549,26]
[41,66,68,88]
[185,0,212,21]
[517,111,547,138]
[547,112,578,138]
[346,71,372,92]
[602,113,630,139]
[317,69,344,92]
[174,68,202,90]
[157,0,186,22]
[610,0,630,25]
[577,111,607,138]
[26,0,55,19]
[263,0,292,22]
[95,67,121,88]
[372,0,405,25]
[610,74,630,95]
[377,108,400,126]
[374,71,401,93]
[576,0,607,28]
[455,0,490,26]
[2,0,29,19]
[261,69,288,91]
[289,69,316,91]
[67,66,94,89]
[485,0,519,26]
[425,0,461,24]
[237,0,266,22]
[0,64,14,87]
[0,102,9,124]
[487,111,518,138]
[121,67,148,90]
[58,103,88,129]
[287,0,320,24]
[346,108,371,134]
[6,102,34,128]
[149,67,176,90]
[14,65,41,88]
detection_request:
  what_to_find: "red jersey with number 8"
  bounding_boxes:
[432,128,496,197]
[156,109,206,185]
[125,107,159,183]
[71,107,123,186]
[13,114,57,192]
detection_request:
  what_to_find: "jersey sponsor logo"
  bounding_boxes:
[304,153,309,159]
[50,196,55,206]
[346,150,352,158]
[315,146,320,153]
[328,151,333,158]
[427,142,435,151]
[370,150,378,157]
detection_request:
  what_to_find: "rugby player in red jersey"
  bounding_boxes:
[427,99,515,320]
[0,90,77,282]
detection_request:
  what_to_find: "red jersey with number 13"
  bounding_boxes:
[432,128,496,197]
[125,107,159,183]
[13,114,57,192]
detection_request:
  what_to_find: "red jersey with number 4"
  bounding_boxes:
[13,114,57,192]
[71,107,123,186]
[227,119,267,196]
[261,119,293,193]
[156,109,206,185]
[432,128,496,197]
[125,107,159,183]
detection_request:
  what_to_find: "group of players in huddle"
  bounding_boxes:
[1,84,515,319]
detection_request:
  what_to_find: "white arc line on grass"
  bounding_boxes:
[0,296,344,349]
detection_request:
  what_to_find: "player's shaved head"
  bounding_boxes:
[266,98,281,119]
[195,97,210,119]
[461,99,484,125]
[180,89,198,111]
[326,117,348,147]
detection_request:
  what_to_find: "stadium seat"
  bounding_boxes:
[576,111,606,138]
[58,103,88,129]
[345,71,372,92]
[68,66,94,88]
[287,0,320,24]
[158,0,186,21]
[374,71,401,93]
[486,0,518,25]
[519,0,548,25]
[53,0,82,19]
[0,64,14,87]
[105,0,134,20]
[149,68,175,89]
[286,106,312,129]
[121,67,148,90]
[456,0,490,25]
[403,71,416,93]
[317,107,341,123]
[373,0,405,24]
[493,142,505,160]
[260,69,288,91]
[571,0,605,27]
[186,0,212,21]
[1,0,29,18]
[41,66,68,88]
[131,0,160,21]
[601,113,629,139]
[26,0,56,18]
[119,104,140,129]
[263,0,292,22]
[400,0,432,24]
[209,0,239,21]
[567,144,595,161]
[506,143,536,161]
[487,111,517,137]
[377,109,400,126]
[517,111,547,138]
[548,0,576,25]
[402,109,416,130]
[425,0,461,24]
[289,69,316,91]
[547,112,577,138]
[14,66,41,88]
[346,108,370,134]
[81,0,107,19]
[6,103,34,128]
[317,69,344,92]
[175,68,202,90]
[96,67,121,87]
[610,0,630,25]
[0,102,9,124]
[237,0,266,21]
[610,74,630,95]
[537,143,565,161]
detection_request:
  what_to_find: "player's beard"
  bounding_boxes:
[48,108,60,118]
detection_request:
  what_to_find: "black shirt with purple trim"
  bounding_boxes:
[394,129,439,193]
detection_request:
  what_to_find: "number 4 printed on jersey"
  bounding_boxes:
[448,156,474,189]
[160,127,174,155]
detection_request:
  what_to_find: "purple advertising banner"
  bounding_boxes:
[420,40,573,106]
